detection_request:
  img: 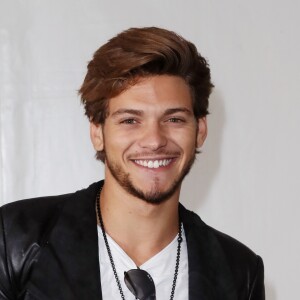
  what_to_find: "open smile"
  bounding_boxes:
[133,158,175,169]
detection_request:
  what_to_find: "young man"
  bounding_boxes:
[0,27,265,299]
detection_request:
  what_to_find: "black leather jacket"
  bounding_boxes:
[0,181,265,299]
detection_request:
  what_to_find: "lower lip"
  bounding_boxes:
[131,159,176,171]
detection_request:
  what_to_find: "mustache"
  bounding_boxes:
[128,150,181,159]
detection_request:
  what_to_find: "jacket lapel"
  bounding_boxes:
[24,182,238,300]
[180,205,238,300]
[26,182,103,300]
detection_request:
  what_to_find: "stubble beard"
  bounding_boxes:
[105,152,196,204]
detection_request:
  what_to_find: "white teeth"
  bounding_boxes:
[153,161,159,168]
[148,161,154,168]
[134,159,172,168]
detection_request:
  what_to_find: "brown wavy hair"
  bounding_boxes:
[79,27,213,161]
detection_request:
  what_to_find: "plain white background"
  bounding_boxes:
[1,1,299,299]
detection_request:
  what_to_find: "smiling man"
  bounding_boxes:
[91,75,205,205]
[0,28,265,300]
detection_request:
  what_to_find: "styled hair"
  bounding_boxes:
[79,27,213,161]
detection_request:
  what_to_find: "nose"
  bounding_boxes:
[138,122,168,151]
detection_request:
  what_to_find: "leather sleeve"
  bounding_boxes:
[249,256,265,300]
[0,208,15,300]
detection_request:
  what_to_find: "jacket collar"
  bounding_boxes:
[180,204,238,300]
[27,181,236,300]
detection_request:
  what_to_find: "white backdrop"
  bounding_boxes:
[1,1,299,299]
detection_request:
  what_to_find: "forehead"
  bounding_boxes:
[107,75,193,114]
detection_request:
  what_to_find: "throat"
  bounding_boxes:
[114,235,178,267]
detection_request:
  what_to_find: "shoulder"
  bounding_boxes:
[180,204,264,299]
[0,180,102,245]
[0,193,75,272]
[0,181,101,231]
[0,181,102,296]
[1,193,73,239]
[180,204,260,260]
[0,194,71,298]
[206,221,264,286]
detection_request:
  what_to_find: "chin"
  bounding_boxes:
[126,184,179,205]
[115,172,181,205]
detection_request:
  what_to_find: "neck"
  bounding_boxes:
[98,176,180,266]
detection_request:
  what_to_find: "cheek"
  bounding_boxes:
[104,130,135,153]
[169,128,197,149]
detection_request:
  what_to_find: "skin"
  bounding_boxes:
[90,75,207,266]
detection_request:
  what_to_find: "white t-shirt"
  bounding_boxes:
[97,225,189,300]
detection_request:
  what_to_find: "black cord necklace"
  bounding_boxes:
[96,188,183,300]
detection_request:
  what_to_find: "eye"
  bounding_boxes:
[168,117,185,123]
[120,118,137,124]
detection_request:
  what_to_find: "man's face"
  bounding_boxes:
[90,75,207,204]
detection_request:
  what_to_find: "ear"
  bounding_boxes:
[196,117,207,148]
[90,122,104,151]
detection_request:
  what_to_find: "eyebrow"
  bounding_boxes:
[111,107,193,118]
[111,109,143,117]
[163,108,193,116]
